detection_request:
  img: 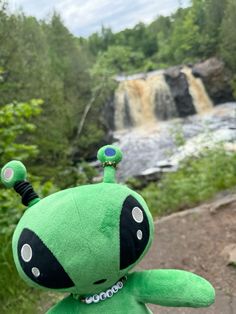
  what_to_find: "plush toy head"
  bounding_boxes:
[1,145,154,296]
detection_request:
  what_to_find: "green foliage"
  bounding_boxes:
[220,0,236,72]
[0,98,58,313]
[48,162,98,190]
[164,6,202,64]
[0,1,236,310]
[0,0,235,173]
[0,7,98,165]
[0,181,58,314]
[86,0,236,78]
[139,148,236,217]
[169,122,186,147]
[91,45,145,76]
[0,99,43,164]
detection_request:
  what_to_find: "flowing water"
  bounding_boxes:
[102,68,236,180]
[114,103,236,181]
[181,67,213,114]
[113,67,214,131]
[114,80,156,129]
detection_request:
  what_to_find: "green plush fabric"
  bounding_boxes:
[1,145,215,313]
[47,271,214,313]
[1,160,27,188]
[13,183,154,295]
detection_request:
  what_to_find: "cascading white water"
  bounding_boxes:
[181,67,213,113]
[114,79,155,130]
[113,67,215,131]
[109,61,235,180]
[114,73,175,130]
[148,74,177,120]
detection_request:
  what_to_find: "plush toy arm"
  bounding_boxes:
[129,270,215,308]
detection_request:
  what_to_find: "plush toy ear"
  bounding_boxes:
[1,160,40,207]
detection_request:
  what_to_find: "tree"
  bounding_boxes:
[201,0,228,56]
[167,4,204,64]
[92,45,144,76]
[220,0,236,72]
[0,99,43,164]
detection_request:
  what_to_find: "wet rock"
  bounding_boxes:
[102,95,115,131]
[106,58,234,133]
[192,58,234,104]
[164,66,196,117]
[114,103,236,181]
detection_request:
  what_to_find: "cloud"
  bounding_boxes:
[8,0,190,37]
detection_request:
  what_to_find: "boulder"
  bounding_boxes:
[192,58,234,104]
[164,66,196,117]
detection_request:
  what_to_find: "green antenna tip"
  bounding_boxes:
[1,160,27,188]
[97,145,123,166]
[97,145,123,183]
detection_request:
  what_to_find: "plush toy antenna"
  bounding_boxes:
[97,145,123,183]
[1,160,40,207]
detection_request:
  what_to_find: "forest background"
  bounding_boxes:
[0,0,236,312]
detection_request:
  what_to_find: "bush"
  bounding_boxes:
[0,181,58,314]
[138,148,236,217]
[0,99,58,313]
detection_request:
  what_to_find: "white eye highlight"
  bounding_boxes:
[32,267,40,277]
[132,207,143,223]
[21,244,32,262]
[137,230,143,240]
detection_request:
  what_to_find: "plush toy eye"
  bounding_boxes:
[17,228,74,289]
[119,195,150,270]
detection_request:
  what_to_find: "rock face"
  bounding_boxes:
[192,58,234,104]
[102,96,116,131]
[164,66,196,117]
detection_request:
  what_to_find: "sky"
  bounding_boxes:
[9,0,190,37]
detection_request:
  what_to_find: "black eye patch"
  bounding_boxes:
[120,195,150,270]
[17,228,74,289]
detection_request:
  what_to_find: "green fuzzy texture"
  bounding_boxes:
[1,160,27,188]
[97,145,123,164]
[97,145,123,183]
[47,270,215,313]
[13,183,154,295]
[102,166,117,183]
[7,145,215,313]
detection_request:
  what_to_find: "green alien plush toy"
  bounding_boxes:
[1,145,215,313]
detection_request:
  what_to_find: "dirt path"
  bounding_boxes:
[138,193,236,313]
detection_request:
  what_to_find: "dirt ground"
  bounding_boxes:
[39,193,236,313]
[138,193,236,313]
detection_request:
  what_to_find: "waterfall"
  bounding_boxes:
[113,66,215,131]
[114,73,176,130]
[181,67,213,114]
[114,79,156,130]
[148,74,177,120]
